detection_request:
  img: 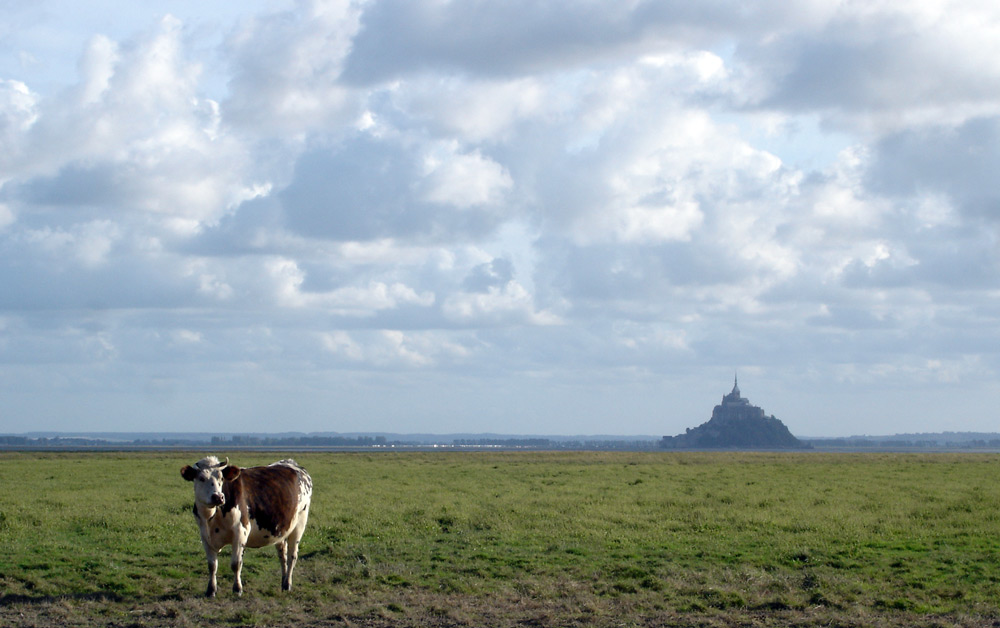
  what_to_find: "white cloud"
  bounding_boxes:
[318,281,435,314]
[262,256,435,314]
[443,281,562,326]
[320,329,470,367]
[189,261,235,301]
[223,0,364,133]
[77,35,120,105]
[399,76,549,142]
[0,79,39,172]
[320,330,364,361]
[744,1,1000,134]
[615,321,690,353]
[421,143,512,208]
[20,220,122,268]
[1,17,255,236]
[600,201,704,245]
[173,329,203,344]
[3,1,1000,436]
[0,203,13,230]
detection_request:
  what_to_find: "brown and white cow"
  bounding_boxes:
[181,456,312,597]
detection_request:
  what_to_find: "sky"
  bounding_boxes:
[1,0,1000,438]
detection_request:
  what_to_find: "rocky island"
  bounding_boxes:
[661,375,807,449]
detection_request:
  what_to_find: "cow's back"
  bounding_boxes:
[230,460,311,546]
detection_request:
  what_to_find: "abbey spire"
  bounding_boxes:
[723,371,746,405]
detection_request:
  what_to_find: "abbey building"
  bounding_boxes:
[713,374,768,422]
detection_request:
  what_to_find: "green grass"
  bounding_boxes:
[1,451,999,626]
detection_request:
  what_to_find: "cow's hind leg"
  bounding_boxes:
[285,539,300,591]
[281,526,305,591]
[284,505,310,592]
[277,541,291,591]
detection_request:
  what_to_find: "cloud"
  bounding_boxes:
[443,280,562,326]
[320,328,469,368]
[419,142,512,208]
[3,17,257,235]
[0,79,37,163]
[269,257,436,315]
[462,258,514,292]
[278,133,510,242]
[4,1,1000,435]
[396,76,549,143]
[223,0,364,133]
[866,116,1000,218]
[22,220,122,268]
[339,0,807,84]
[743,3,1000,132]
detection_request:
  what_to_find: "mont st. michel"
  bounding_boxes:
[660,375,807,449]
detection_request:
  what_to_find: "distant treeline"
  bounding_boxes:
[0,434,659,451]
[806,438,1000,450]
[209,435,392,447]
[5,433,1000,452]
[452,438,659,451]
[0,435,200,448]
[0,436,117,448]
[0,434,399,450]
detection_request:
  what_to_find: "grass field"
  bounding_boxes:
[1,451,999,627]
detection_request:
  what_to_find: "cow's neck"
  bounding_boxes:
[196,503,221,522]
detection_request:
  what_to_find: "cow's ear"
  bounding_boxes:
[181,466,198,481]
[223,465,241,481]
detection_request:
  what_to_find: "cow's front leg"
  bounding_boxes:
[204,546,219,597]
[231,538,246,596]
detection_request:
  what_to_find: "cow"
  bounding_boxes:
[181,456,312,597]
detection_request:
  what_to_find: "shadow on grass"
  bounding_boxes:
[0,591,125,606]
[2,589,996,628]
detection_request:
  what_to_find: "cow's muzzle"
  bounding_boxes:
[210,493,225,506]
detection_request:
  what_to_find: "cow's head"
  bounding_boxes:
[181,456,241,507]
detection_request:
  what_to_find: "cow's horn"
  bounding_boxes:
[212,457,229,469]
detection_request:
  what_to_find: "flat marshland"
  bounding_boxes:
[1,452,999,627]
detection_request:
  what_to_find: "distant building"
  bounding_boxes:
[713,374,767,421]
[660,375,807,449]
